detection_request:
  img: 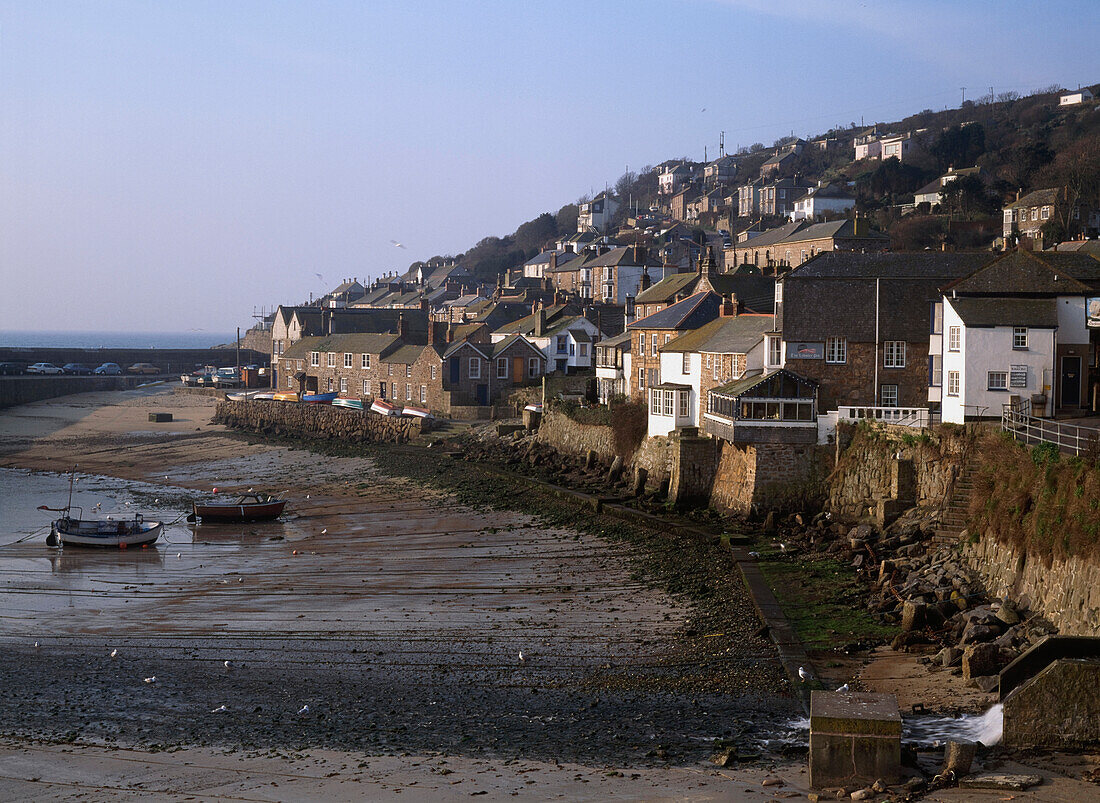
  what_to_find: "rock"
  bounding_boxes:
[968,675,1000,693]
[871,778,887,792]
[584,449,597,470]
[937,646,963,667]
[631,467,648,497]
[961,622,1001,645]
[877,560,895,582]
[941,740,977,776]
[901,600,926,633]
[606,455,623,482]
[958,774,1042,791]
[848,524,875,542]
[763,510,777,537]
[995,599,1020,626]
[851,554,865,569]
[710,748,735,767]
[904,776,927,793]
[963,643,1009,680]
[850,789,874,801]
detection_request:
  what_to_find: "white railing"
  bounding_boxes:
[838,405,934,428]
[1002,402,1100,457]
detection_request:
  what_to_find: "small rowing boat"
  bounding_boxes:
[273,391,299,402]
[188,493,287,523]
[301,391,338,404]
[332,398,364,410]
[39,468,163,548]
[370,399,401,416]
[401,404,433,419]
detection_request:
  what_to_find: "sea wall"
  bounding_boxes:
[535,409,617,463]
[214,400,423,444]
[0,346,267,373]
[0,376,146,409]
[963,536,1100,636]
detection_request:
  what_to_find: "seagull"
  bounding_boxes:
[237,577,243,582]
[390,240,406,249]
[223,660,231,669]
[176,553,182,559]
[321,529,327,535]
[305,494,310,500]
[144,676,157,684]
[780,543,788,553]
[110,649,118,659]
[165,476,169,481]
[798,667,812,682]
[247,487,253,493]
[837,683,850,692]
[125,501,131,506]
[34,641,40,649]
[518,650,525,664]
[297,704,310,715]
[748,551,760,558]
[211,704,229,713]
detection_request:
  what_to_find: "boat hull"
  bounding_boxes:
[370,400,401,416]
[301,392,338,404]
[332,398,364,410]
[53,518,163,548]
[191,500,287,522]
[272,392,299,402]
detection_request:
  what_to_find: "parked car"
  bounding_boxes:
[211,367,241,388]
[62,363,93,375]
[126,362,160,375]
[0,362,26,375]
[94,363,123,375]
[27,362,64,375]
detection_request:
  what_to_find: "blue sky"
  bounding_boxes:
[1,0,1097,333]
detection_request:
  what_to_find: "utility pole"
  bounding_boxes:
[720,130,725,156]
[960,87,966,105]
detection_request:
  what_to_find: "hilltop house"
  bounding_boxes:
[491,304,601,374]
[658,163,692,195]
[578,192,619,232]
[703,155,737,188]
[914,167,982,208]
[1059,88,1094,106]
[790,182,857,221]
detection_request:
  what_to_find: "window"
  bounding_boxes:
[1030,208,1038,221]
[468,357,480,379]
[988,371,1008,390]
[379,383,386,399]
[826,337,847,364]
[420,384,426,403]
[664,334,671,344]
[947,371,960,396]
[651,338,658,356]
[931,302,943,334]
[344,353,352,368]
[327,377,333,392]
[388,364,393,376]
[310,352,319,367]
[768,336,782,367]
[706,354,712,368]
[327,353,335,368]
[579,343,588,358]
[880,384,898,407]
[639,333,646,354]
[639,367,646,389]
[528,358,539,378]
[496,357,508,379]
[948,326,961,351]
[929,354,942,387]
[287,376,293,388]
[392,382,397,398]
[405,364,411,378]
[682,353,690,374]
[678,390,689,418]
[713,356,720,380]
[431,364,437,380]
[339,377,348,394]
[556,336,567,354]
[884,340,906,368]
[569,343,575,356]
[662,389,674,417]
[1013,327,1028,350]
[405,383,411,401]
[296,360,303,370]
[362,353,370,369]
[650,388,660,411]
[363,380,370,396]
[1040,206,1051,220]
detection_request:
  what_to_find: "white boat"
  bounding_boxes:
[47,514,163,548]
[401,405,433,419]
[370,399,402,416]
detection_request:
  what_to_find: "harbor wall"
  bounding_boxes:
[214,399,424,444]
[0,376,146,409]
[0,347,269,374]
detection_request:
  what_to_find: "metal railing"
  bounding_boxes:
[838,405,934,428]
[1002,401,1100,457]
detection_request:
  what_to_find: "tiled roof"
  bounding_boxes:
[942,250,1100,294]
[380,344,428,365]
[282,333,402,360]
[660,314,774,354]
[627,291,722,331]
[597,331,631,350]
[948,297,1058,328]
[787,251,989,279]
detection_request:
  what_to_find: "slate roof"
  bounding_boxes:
[711,368,817,398]
[787,251,989,279]
[660,314,774,354]
[568,328,594,343]
[777,219,890,246]
[627,291,723,332]
[579,246,662,269]
[492,304,573,335]
[282,333,402,360]
[488,334,543,359]
[380,344,428,365]
[1006,187,1063,209]
[948,297,1058,328]
[596,331,631,350]
[943,250,1100,295]
[525,249,577,267]
[634,272,699,304]
[729,221,808,249]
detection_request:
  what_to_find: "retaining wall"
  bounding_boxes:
[214,400,423,444]
[0,376,146,408]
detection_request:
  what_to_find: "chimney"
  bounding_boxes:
[852,217,866,237]
[632,244,646,265]
[428,320,437,346]
[397,312,409,340]
[531,300,539,315]
[553,290,564,306]
[549,251,558,270]
[446,323,454,343]
[720,294,739,317]
[420,297,430,312]
[640,269,652,292]
[534,304,546,337]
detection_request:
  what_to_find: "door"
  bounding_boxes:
[476,383,488,405]
[1061,356,1082,407]
[449,357,460,384]
[512,356,524,383]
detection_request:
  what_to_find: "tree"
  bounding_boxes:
[555,204,579,234]
[1036,134,1100,240]
[929,124,986,172]
[514,213,558,253]
[939,175,998,220]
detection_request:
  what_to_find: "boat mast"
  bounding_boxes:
[66,465,77,514]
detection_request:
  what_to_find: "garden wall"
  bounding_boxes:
[214,400,423,444]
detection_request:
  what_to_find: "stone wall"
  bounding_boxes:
[535,409,616,463]
[710,440,829,514]
[632,435,676,490]
[963,535,1100,637]
[0,376,145,409]
[827,423,972,517]
[214,400,423,444]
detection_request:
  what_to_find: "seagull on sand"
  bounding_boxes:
[297,704,310,715]
[34,641,40,649]
[110,649,118,659]
[837,683,850,692]
[518,650,526,664]
[211,704,229,713]
[144,676,157,684]
[798,667,812,682]
[321,529,327,535]
[224,660,231,669]
[176,553,182,559]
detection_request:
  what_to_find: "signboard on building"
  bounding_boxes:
[786,342,824,360]
[1087,297,1100,328]
[1010,365,1029,388]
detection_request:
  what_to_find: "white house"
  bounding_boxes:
[940,297,1057,423]
[577,192,620,233]
[490,305,601,374]
[790,183,857,221]
[1059,88,1094,106]
[880,134,913,162]
[595,331,631,403]
[913,167,981,207]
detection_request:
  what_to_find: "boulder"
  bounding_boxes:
[961,622,1002,644]
[968,675,1000,693]
[900,601,926,633]
[962,643,1010,680]
[941,740,977,776]
[995,599,1021,626]
[848,524,875,542]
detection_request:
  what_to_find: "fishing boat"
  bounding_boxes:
[301,391,338,404]
[39,468,163,548]
[401,404,433,419]
[332,398,364,410]
[224,391,249,401]
[188,493,287,523]
[273,391,299,402]
[251,392,275,401]
[370,399,401,416]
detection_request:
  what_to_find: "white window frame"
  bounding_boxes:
[344,353,352,368]
[988,371,1008,390]
[310,352,319,367]
[826,337,847,364]
[639,333,646,354]
[431,364,437,380]
[528,357,539,378]
[682,353,690,374]
[884,340,906,369]
[712,356,720,381]
[880,384,899,407]
[496,357,508,379]
[639,366,646,389]
[767,336,782,367]
[678,390,689,418]
[420,384,426,403]
[327,352,335,368]
[405,383,412,401]
[947,371,960,396]
[287,376,293,388]
[363,379,370,395]
[948,326,960,351]
[468,357,480,379]
[1012,327,1028,350]
[362,353,370,369]
[930,354,942,387]
[339,377,348,394]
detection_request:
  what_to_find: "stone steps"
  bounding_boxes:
[933,459,979,546]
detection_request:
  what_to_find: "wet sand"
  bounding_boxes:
[0,388,802,799]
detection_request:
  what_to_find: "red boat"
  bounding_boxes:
[188,493,287,523]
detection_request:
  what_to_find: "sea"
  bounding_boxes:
[0,330,238,350]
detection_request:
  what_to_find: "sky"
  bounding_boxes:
[1,0,1098,334]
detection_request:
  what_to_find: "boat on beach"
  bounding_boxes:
[370,399,401,416]
[272,391,299,402]
[401,404,433,419]
[188,493,287,523]
[332,398,364,410]
[301,391,338,404]
[46,513,163,548]
[224,390,276,402]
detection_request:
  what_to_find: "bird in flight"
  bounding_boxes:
[391,240,406,249]
[314,272,326,283]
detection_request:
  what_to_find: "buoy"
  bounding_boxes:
[119,542,128,550]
